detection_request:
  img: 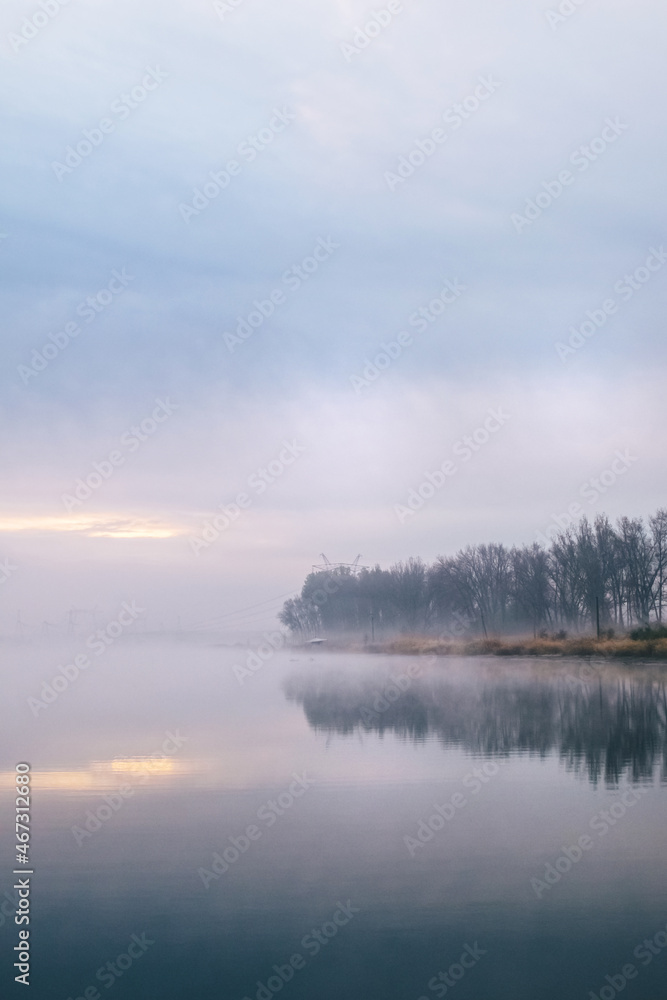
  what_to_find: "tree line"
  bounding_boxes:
[279,509,667,639]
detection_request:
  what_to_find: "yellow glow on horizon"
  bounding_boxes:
[0,758,183,791]
[110,757,175,775]
[0,513,185,539]
[89,525,177,539]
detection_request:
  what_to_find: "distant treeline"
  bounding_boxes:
[279,510,667,639]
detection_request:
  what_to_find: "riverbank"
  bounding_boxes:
[313,634,667,659]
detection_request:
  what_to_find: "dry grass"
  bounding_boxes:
[371,634,667,660]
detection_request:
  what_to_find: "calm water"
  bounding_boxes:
[2,642,667,999]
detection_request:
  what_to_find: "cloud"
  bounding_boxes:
[1,0,665,622]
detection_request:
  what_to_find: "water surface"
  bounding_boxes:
[2,643,667,999]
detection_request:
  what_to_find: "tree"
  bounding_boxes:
[279,508,667,638]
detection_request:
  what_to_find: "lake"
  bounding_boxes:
[2,642,667,999]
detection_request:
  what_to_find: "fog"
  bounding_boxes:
[2,0,666,631]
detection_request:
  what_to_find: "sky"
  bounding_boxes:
[1,0,666,633]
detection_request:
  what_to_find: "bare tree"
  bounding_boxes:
[280,509,667,639]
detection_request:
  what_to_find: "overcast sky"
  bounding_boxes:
[1,0,665,631]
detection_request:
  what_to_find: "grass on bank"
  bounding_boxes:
[359,625,667,658]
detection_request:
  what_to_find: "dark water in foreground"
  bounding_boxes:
[2,643,667,999]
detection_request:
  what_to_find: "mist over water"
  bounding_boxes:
[4,1,667,997]
[2,640,667,999]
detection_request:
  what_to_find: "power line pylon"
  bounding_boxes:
[312,554,367,574]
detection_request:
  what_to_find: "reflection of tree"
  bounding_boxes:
[283,670,667,786]
[557,682,667,784]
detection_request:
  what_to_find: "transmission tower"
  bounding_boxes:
[312,554,367,574]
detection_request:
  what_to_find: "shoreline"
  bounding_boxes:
[302,635,667,660]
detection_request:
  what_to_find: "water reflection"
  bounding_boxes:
[284,663,667,786]
[1,647,667,1000]
[0,758,186,793]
